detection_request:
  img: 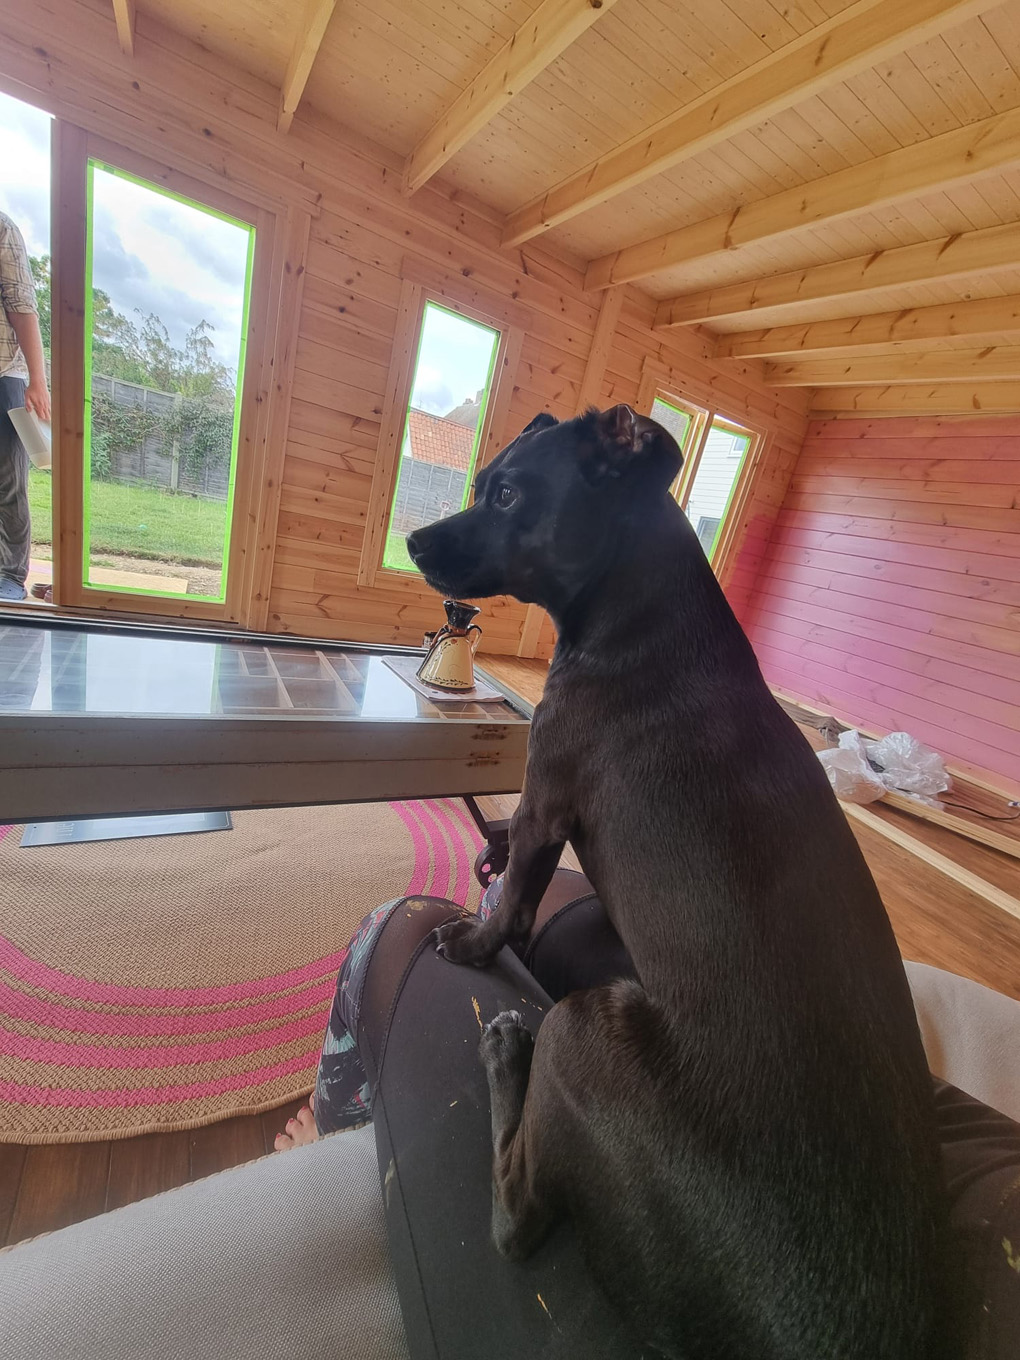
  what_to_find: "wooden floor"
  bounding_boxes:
[2,654,1018,1249]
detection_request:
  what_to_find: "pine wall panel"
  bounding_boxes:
[742,416,1020,795]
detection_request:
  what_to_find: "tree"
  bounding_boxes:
[29,255,51,354]
[29,253,237,492]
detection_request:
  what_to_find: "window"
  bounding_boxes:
[83,160,255,602]
[683,419,753,562]
[648,390,760,571]
[383,301,501,573]
[650,395,694,449]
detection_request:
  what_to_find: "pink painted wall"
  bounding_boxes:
[741,414,1020,796]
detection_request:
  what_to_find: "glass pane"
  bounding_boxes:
[384,301,500,573]
[0,619,530,725]
[0,91,52,603]
[651,396,692,449]
[683,421,751,561]
[83,162,255,602]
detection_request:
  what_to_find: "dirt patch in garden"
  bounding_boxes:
[31,546,222,598]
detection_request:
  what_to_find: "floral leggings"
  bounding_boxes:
[312,881,503,1134]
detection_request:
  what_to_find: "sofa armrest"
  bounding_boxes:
[905,961,1020,1122]
[0,1125,407,1360]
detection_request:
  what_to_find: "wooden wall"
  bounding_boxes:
[742,416,1020,796]
[1,0,809,657]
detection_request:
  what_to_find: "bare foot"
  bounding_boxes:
[274,1092,319,1151]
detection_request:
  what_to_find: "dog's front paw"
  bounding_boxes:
[433,916,498,967]
[479,1010,534,1070]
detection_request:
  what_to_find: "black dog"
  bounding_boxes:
[406,406,959,1360]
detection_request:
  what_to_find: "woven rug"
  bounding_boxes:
[0,799,483,1144]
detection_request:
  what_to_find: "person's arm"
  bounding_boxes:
[1,215,51,422]
[5,309,50,422]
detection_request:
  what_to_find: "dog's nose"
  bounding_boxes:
[405,530,423,562]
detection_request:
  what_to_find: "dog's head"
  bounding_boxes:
[405,404,683,612]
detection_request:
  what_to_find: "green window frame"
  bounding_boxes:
[382,300,502,575]
[82,158,256,603]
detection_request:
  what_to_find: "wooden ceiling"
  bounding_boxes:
[126,0,1020,402]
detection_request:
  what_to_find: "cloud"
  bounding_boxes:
[0,91,52,257]
[88,169,250,368]
[2,187,50,258]
[152,209,249,288]
[411,365,454,415]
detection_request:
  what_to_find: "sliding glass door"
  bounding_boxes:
[82,159,255,604]
[48,124,275,623]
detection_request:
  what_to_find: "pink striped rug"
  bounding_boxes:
[0,799,483,1143]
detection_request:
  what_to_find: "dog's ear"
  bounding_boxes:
[519,411,559,438]
[580,404,683,486]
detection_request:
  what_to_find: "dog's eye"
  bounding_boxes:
[496,485,517,509]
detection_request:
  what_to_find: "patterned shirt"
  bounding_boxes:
[0,211,38,381]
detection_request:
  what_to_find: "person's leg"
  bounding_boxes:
[0,377,31,598]
[480,867,637,998]
[274,896,412,1150]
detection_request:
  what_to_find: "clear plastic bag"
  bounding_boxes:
[866,731,950,802]
[817,731,888,804]
[817,729,950,806]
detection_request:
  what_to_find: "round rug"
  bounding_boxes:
[0,799,483,1143]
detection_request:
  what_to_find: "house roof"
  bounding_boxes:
[406,409,475,472]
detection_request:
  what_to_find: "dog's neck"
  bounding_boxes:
[547,500,755,682]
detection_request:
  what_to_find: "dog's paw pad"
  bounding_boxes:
[480,1011,533,1064]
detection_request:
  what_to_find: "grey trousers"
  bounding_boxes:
[0,375,31,586]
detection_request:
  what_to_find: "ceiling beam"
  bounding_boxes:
[278,0,337,134]
[716,293,1020,359]
[809,382,1020,415]
[585,105,1020,291]
[653,222,1020,327]
[766,346,1020,386]
[111,0,135,56]
[502,0,995,247]
[402,0,619,196]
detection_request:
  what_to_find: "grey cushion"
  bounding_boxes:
[905,960,1020,1122]
[0,1125,408,1360]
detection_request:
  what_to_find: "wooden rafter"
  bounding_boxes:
[111,0,135,56]
[809,382,1020,414]
[716,293,1020,359]
[403,0,619,197]
[585,105,1020,290]
[654,222,1020,328]
[767,346,1020,386]
[502,0,996,247]
[278,0,336,134]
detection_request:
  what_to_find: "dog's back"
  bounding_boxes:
[530,500,956,1358]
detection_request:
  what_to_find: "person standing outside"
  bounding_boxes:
[1,210,50,601]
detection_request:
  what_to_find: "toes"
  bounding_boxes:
[274,1131,294,1151]
[485,1009,526,1035]
[295,1105,315,1131]
[433,918,496,967]
[480,1010,533,1064]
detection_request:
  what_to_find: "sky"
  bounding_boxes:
[410,303,499,417]
[0,89,249,371]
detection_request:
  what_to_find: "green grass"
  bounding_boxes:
[383,528,419,575]
[28,468,226,567]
